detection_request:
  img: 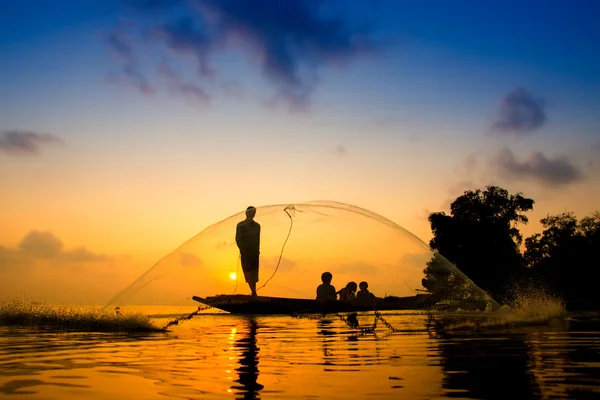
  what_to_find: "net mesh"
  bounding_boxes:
[106,201,498,310]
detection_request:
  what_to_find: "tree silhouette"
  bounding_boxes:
[525,212,600,308]
[421,252,488,310]
[428,186,534,301]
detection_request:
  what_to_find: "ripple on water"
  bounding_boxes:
[0,310,599,399]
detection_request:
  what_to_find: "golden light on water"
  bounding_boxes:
[229,272,237,280]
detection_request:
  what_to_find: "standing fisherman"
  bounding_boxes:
[236,206,261,296]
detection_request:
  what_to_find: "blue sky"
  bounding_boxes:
[1,0,599,276]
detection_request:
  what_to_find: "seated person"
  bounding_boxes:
[316,272,336,301]
[356,281,376,305]
[337,281,357,302]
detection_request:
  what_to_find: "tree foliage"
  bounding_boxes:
[426,186,534,301]
[421,252,489,310]
[424,183,599,309]
[525,211,600,307]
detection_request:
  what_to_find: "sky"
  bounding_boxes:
[1,0,599,304]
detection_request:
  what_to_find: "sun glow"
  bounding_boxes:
[229,272,237,280]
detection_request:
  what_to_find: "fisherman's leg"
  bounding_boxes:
[249,281,257,296]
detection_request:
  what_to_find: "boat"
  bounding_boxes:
[192,293,440,315]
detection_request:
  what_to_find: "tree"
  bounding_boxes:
[422,252,490,310]
[428,186,534,301]
[422,253,465,298]
[525,212,600,308]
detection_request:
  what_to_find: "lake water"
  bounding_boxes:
[0,307,599,400]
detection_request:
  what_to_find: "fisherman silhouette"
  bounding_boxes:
[316,272,337,301]
[236,206,261,296]
[337,281,358,302]
[356,281,376,305]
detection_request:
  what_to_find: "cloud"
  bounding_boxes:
[0,246,33,270]
[61,247,108,263]
[18,231,63,259]
[178,83,210,106]
[156,60,210,106]
[0,130,63,156]
[335,145,346,156]
[111,0,377,110]
[105,30,155,95]
[0,231,108,268]
[492,87,546,135]
[492,148,583,187]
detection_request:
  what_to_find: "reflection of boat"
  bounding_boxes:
[192,293,439,314]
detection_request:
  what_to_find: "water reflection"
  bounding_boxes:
[436,331,541,399]
[318,319,335,364]
[527,316,600,399]
[231,318,263,399]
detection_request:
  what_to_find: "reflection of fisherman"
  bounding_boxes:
[232,318,264,398]
[236,206,261,296]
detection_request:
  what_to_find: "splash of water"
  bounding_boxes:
[0,298,162,332]
[432,287,566,333]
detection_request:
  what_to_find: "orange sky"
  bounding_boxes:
[2,0,599,305]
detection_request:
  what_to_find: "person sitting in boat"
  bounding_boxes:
[316,272,336,301]
[337,281,357,302]
[236,206,261,296]
[356,281,376,305]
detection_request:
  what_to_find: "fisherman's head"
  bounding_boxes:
[346,281,357,292]
[359,281,368,291]
[245,206,256,219]
[321,272,333,284]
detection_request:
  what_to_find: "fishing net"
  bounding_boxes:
[107,201,498,310]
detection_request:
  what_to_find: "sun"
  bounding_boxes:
[229,272,237,280]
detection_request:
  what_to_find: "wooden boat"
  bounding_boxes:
[192,293,440,315]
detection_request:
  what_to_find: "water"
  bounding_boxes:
[1,307,599,400]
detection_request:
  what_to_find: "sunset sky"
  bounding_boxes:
[1,0,599,303]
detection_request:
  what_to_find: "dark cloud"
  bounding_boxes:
[178,83,210,106]
[492,87,546,135]
[19,231,63,259]
[111,0,377,110]
[105,30,155,95]
[335,145,346,156]
[156,60,210,106]
[0,130,63,156]
[61,247,108,263]
[492,148,583,187]
[0,246,33,270]
[0,231,108,267]
[154,16,215,78]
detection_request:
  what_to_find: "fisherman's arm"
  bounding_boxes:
[257,224,261,252]
[235,224,242,249]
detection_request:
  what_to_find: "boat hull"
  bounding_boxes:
[192,294,438,315]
